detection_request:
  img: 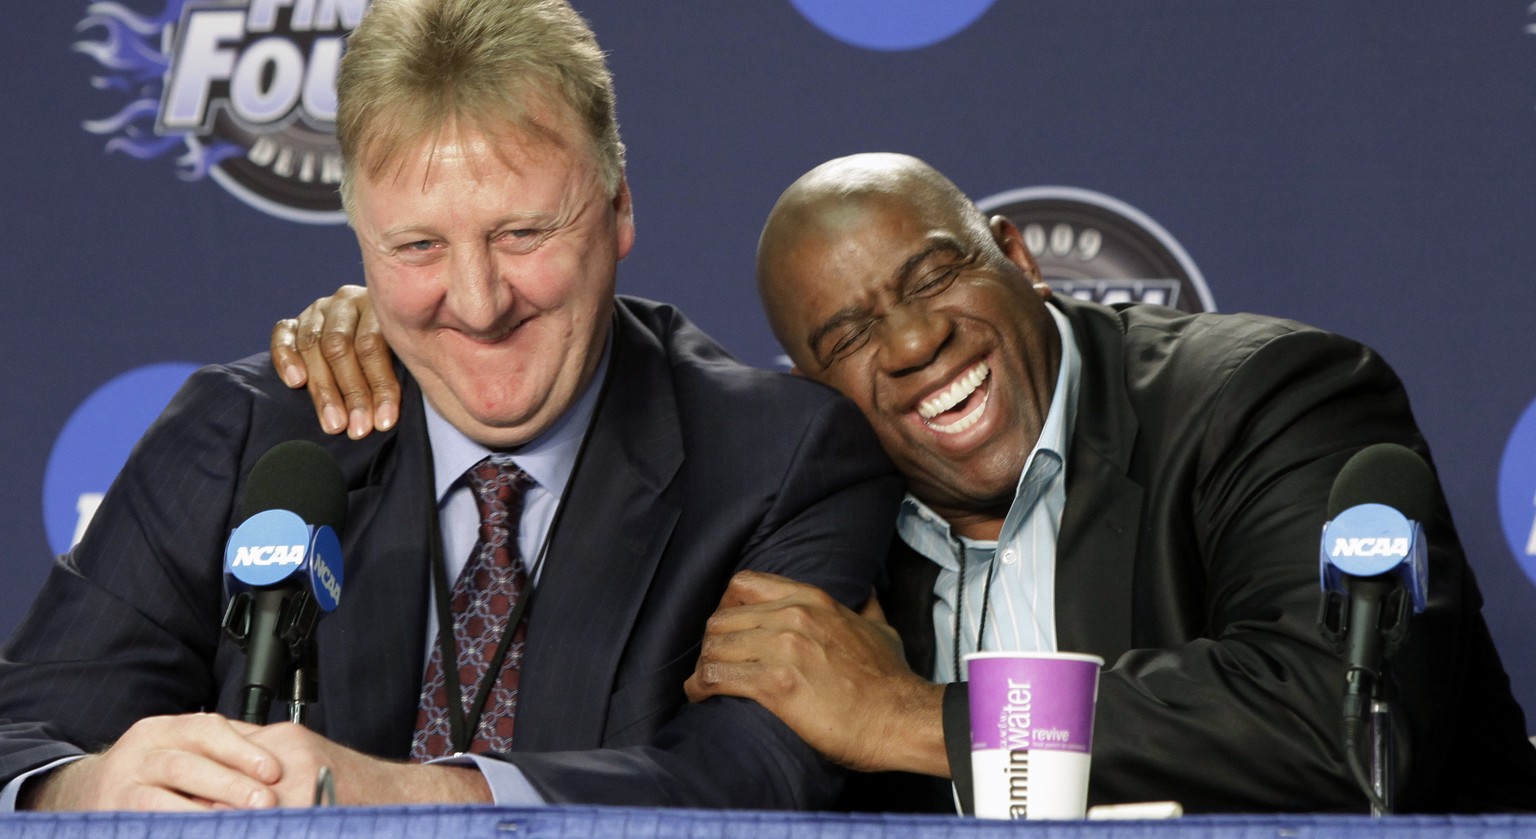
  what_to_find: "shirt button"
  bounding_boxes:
[1001,548,1017,565]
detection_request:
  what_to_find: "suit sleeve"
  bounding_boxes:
[0,364,259,785]
[1082,327,1536,812]
[503,395,904,809]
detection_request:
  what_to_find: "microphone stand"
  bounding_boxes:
[1324,577,1411,816]
[287,642,319,725]
[1369,690,1394,816]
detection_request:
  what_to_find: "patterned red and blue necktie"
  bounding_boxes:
[410,456,532,760]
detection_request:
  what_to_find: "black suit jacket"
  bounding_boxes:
[0,297,903,809]
[864,296,1536,814]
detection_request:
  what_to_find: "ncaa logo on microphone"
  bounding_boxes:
[1498,395,1536,587]
[226,509,311,587]
[1324,505,1412,576]
[976,186,1214,314]
[74,0,365,224]
[308,524,344,611]
[225,508,345,609]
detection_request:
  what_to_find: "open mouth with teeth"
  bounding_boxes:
[917,360,991,434]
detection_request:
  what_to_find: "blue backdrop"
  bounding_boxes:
[4,1,1536,731]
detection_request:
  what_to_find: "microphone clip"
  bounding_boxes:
[1317,582,1413,661]
[221,588,322,658]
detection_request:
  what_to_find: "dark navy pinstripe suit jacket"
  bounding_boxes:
[0,296,902,809]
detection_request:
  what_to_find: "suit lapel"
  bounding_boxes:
[882,541,940,679]
[315,374,434,758]
[514,306,683,750]
[1055,447,1141,663]
[1052,298,1142,664]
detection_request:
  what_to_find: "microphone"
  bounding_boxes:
[1318,443,1432,696]
[1317,442,1435,814]
[221,440,347,724]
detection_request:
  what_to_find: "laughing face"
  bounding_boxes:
[350,107,634,448]
[759,158,1060,538]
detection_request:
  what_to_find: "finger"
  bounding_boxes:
[719,570,810,607]
[181,715,283,786]
[353,299,401,433]
[291,300,349,434]
[314,284,383,439]
[691,622,808,705]
[243,723,363,808]
[288,301,347,434]
[292,297,327,354]
[698,624,783,664]
[116,784,220,813]
[859,590,889,625]
[682,670,712,703]
[270,319,307,389]
[702,597,814,637]
[112,715,280,809]
[310,301,378,440]
[137,748,278,810]
[301,348,348,435]
[685,660,775,703]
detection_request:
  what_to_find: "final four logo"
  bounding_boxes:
[74,0,366,223]
[977,187,1213,313]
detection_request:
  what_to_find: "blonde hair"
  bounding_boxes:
[336,0,625,216]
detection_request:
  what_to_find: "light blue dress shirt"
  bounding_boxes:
[895,304,1080,684]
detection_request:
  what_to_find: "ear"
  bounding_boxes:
[613,176,636,260]
[989,215,1050,299]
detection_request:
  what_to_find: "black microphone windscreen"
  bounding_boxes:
[1326,443,1435,522]
[238,440,348,534]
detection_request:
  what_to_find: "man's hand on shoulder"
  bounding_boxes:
[20,713,281,811]
[685,570,950,777]
[269,283,401,440]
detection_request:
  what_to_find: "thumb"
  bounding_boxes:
[859,589,889,625]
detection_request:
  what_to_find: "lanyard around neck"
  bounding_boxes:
[422,458,551,755]
[953,544,999,681]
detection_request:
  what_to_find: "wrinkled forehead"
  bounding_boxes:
[763,193,963,350]
[781,190,968,282]
[352,89,593,188]
[380,122,577,189]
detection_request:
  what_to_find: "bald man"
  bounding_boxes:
[272,154,1536,814]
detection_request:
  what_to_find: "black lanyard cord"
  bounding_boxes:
[952,543,999,681]
[425,488,546,755]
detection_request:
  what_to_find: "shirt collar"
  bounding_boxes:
[896,302,1080,554]
[1040,300,1080,481]
[424,331,611,502]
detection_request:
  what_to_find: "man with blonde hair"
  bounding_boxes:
[0,0,898,811]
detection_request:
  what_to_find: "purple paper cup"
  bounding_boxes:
[963,651,1103,819]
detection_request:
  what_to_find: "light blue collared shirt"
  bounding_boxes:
[896,304,1081,684]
